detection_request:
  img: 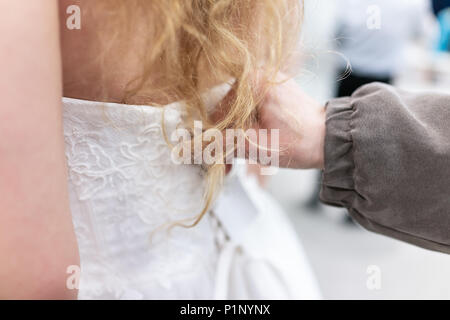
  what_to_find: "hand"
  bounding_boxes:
[256,76,325,169]
[212,74,325,170]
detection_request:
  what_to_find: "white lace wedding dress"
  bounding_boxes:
[62,84,321,300]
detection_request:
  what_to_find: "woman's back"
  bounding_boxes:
[60,0,159,103]
[0,0,318,299]
[59,0,219,104]
[58,1,321,299]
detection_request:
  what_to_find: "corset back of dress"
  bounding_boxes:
[62,97,219,299]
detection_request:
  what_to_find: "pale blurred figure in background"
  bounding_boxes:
[333,0,433,96]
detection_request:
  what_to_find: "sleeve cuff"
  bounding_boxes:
[319,96,356,207]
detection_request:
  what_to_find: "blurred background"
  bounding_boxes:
[266,0,450,299]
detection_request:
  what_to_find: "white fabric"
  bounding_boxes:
[213,169,321,299]
[62,86,320,300]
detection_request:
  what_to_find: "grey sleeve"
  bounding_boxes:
[320,82,450,254]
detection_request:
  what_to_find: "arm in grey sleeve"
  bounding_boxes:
[320,82,450,254]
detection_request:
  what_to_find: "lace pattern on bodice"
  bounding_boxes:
[63,98,221,299]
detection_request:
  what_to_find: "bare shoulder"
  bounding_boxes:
[0,1,79,299]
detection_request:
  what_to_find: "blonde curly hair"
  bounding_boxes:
[88,0,303,227]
